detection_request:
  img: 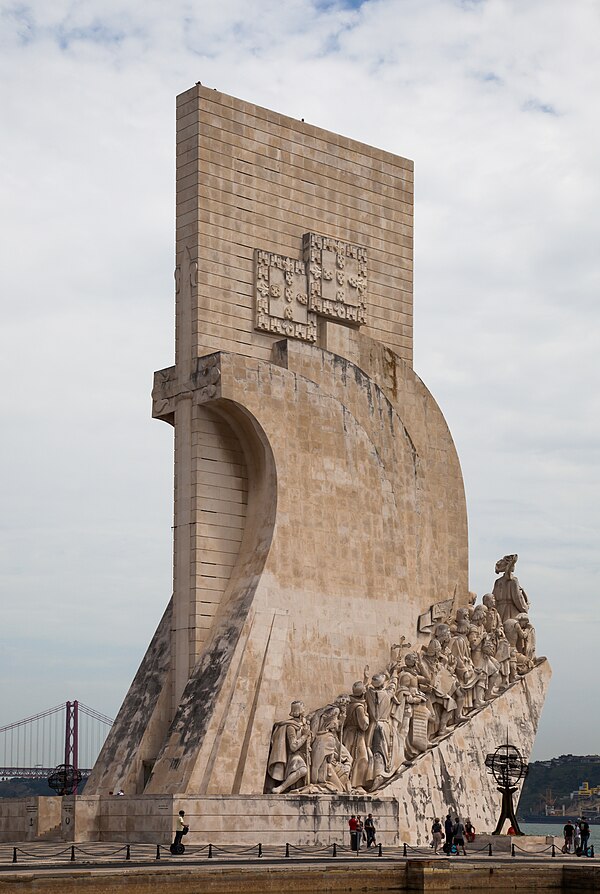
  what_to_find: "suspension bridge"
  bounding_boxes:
[0,701,113,790]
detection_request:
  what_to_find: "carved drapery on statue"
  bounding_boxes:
[264,558,540,795]
[492,555,529,622]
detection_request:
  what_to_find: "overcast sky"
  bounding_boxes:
[1,0,598,763]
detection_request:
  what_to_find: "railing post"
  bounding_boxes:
[12,847,17,863]
[258,842,262,858]
[332,842,337,857]
[208,843,213,858]
[552,843,556,857]
[70,845,76,861]
[403,842,407,857]
[126,844,131,861]
[488,842,492,856]
[378,842,382,857]
[511,842,515,858]
[156,844,161,860]
[285,842,290,858]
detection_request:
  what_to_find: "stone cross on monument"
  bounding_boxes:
[254,233,368,343]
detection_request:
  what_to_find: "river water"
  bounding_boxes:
[520,819,599,846]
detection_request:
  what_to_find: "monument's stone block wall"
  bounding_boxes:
[175,85,413,372]
[167,87,416,713]
[81,87,549,847]
[142,338,468,797]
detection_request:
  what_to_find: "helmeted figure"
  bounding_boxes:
[492,555,529,622]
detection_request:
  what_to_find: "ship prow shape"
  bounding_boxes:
[87,337,550,846]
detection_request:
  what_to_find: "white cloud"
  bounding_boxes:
[1,0,598,762]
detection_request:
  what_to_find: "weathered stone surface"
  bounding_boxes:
[387,658,551,844]
[85,602,172,796]
[77,86,550,847]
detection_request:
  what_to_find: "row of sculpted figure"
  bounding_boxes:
[265,555,540,796]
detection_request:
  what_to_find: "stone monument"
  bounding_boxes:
[79,86,550,846]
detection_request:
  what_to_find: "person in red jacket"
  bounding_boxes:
[348,815,359,851]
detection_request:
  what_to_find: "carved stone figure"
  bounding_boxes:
[432,623,466,720]
[479,636,501,699]
[418,640,458,737]
[494,628,513,690]
[492,555,529,622]
[364,667,401,789]
[310,706,353,793]
[454,605,471,627]
[467,617,485,673]
[267,701,312,794]
[309,695,349,742]
[450,619,481,714]
[395,652,430,759]
[503,613,536,672]
[517,613,536,662]
[342,682,371,789]
[482,593,503,640]
[266,557,541,796]
[470,604,487,629]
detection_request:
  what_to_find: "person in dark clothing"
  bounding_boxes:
[364,814,376,848]
[444,814,454,854]
[563,821,575,853]
[579,820,590,855]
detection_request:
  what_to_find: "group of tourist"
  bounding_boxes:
[430,815,475,855]
[563,818,591,855]
[348,813,377,850]
[266,555,538,797]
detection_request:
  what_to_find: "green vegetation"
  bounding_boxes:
[520,755,600,815]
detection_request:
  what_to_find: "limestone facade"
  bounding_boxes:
[81,86,549,841]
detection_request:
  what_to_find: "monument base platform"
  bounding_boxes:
[0,661,551,847]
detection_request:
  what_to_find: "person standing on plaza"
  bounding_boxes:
[348,815,359,851]
[444,814,453,854]
[563,820,575,854]
[365,813,376,848]
[453,817,467,856]
[431,818,443,855]
[356,815,365,849]
[580,819,591,855]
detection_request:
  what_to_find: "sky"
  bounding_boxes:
[1,0,599,764]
